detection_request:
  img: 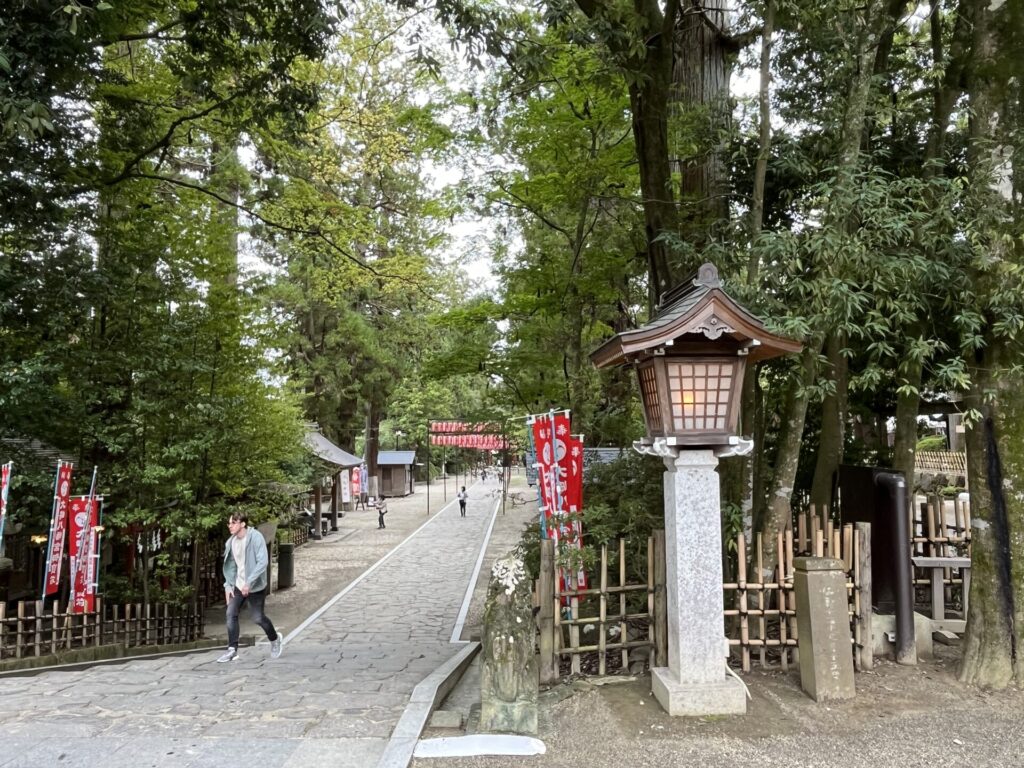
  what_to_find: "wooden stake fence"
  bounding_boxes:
[0,599,205,660]
[536,536,662,683]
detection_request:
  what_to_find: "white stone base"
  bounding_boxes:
[651,667,747,716]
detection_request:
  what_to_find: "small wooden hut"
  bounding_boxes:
[376,450,416,496]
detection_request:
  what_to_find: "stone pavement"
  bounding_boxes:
[0,482,509,768]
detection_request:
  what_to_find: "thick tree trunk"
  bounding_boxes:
[672,0,731,248]
[960,345,1024,687]
[958,0,1023,688]
[628,72,678,304]
[575,0,680,304]
[365,400,380,481]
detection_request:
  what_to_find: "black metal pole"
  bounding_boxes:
[877,471,914,664]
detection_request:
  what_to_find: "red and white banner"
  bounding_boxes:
[351,468,361,499]
[531,414,588,590]
[429,421,500,434]
[0,461,11,552]
[428,434,508,450]
[43,460,74,597]
[68,496,100,614]
[532,412,571,542]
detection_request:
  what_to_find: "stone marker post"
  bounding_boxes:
[480,555,538,734]
[646,447,746,716]
[794,557,856,701]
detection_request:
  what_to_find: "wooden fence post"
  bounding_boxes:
[538,538,556,684]
[856,522,873,671]
[653,529,667,669]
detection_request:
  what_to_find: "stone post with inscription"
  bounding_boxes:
[479,554,538,734]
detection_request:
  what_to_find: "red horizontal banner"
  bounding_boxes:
[429,434,509,450]
[428,421,502,434]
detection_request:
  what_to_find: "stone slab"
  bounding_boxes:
[429,709,463,729]
[873,611,934,660]
[651,667,746,716]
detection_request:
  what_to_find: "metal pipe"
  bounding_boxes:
[876,471,915,664]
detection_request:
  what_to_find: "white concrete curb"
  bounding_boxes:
[376,641,481,768]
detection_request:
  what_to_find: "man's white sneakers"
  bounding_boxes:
[217,647,238,663]
[270,637,283,659]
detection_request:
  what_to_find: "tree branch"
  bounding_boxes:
[125,172,440,300]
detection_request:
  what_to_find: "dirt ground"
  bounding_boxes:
[419,644,1024,768]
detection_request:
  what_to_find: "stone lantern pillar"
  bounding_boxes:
[591,263,802,716]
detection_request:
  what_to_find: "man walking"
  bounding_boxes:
[457,486,468,517]
[218,512,282,663]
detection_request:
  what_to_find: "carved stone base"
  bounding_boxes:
[479,698,538,735]
[651,667,747,716]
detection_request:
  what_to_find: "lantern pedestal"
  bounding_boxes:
[639,444,746,716]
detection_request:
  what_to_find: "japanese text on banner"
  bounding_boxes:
[44,461,74,597]
[68,496,100,614]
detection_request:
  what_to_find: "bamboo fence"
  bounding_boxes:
[535,535,664,684]
[0,598,205,660]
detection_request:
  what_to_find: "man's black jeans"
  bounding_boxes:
[226,587,278,647]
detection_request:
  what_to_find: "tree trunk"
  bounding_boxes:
[890,338,924,512]
[756,0,889,572]
[575,0,681,304]
[957,0,1024,688]
[672,0,731,248]
[810,333,848,513]
[628,70,678,304]
[960,344,1024,687]
[755,343,819,576]
[365,400,380,481]
[732,2,774,533]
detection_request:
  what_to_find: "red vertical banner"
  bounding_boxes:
[351,468,361,499]
[563,436,584,515]
[532,412,572,542]
[0,461,11,552]
[69,496,100,614]
[44,460,74,597]
[531,418,556,541]
[565,435,587,588]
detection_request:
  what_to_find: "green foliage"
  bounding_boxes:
[916,434,947,452]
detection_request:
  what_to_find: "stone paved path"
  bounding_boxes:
[0,488,502,768]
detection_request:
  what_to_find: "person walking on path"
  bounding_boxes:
[377,497,388,529]
[218,512,282,663]
[457,486,468,517]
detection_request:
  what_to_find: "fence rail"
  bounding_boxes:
[0,598,205,660]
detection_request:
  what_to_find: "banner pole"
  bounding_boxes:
[41,461,62,601]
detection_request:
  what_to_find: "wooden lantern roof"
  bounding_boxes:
[590,263,803,369]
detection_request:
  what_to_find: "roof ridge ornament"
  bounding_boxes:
[657,262,722,310]
[693,262,722,289]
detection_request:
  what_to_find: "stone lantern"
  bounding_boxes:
[591,262,801,716]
